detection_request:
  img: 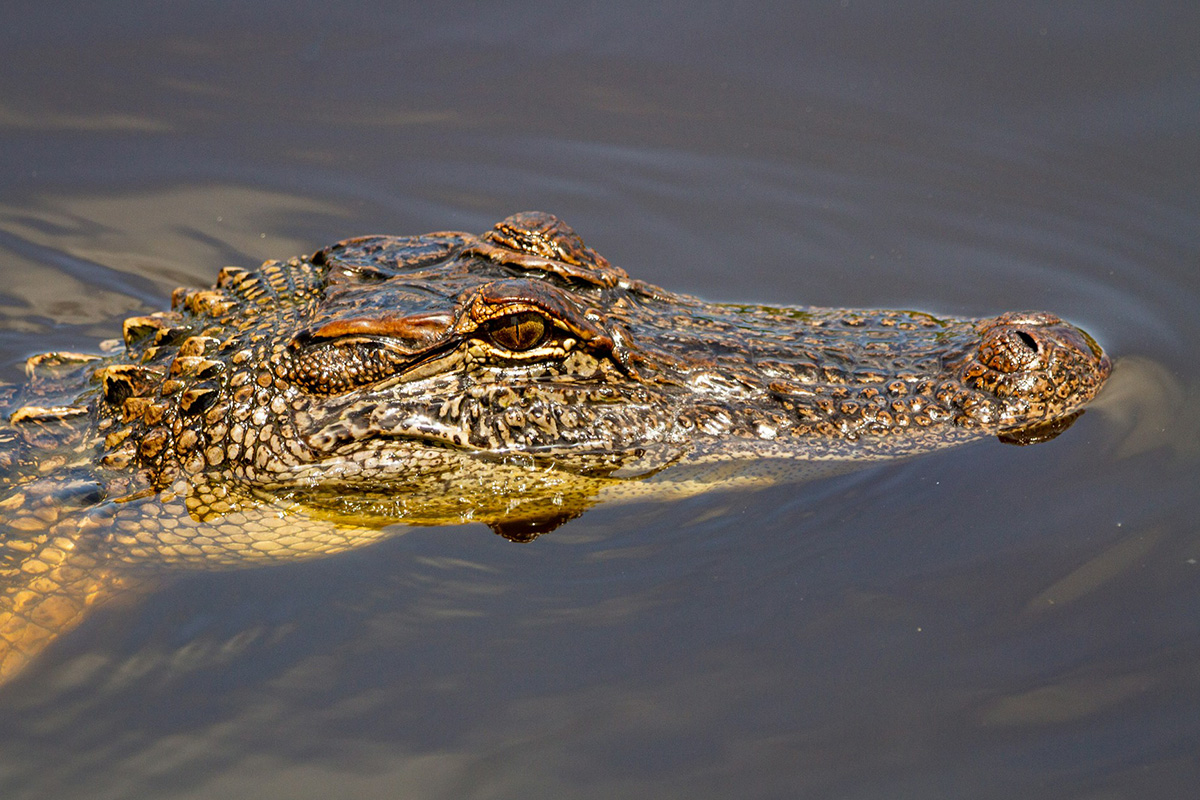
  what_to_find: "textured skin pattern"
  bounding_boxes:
[0,212,1111,683]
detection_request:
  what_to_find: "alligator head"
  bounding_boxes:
[66,211,1109,533]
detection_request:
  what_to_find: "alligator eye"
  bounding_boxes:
[484,311,548,351]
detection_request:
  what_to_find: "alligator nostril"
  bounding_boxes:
[1015,330,1039,352]
[979,327,1043,374]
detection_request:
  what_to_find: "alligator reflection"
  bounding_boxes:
[0,212,1110,685]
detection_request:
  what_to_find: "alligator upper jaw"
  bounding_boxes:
[296,409,684,484]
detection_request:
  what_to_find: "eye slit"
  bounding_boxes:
[484,311,548,351]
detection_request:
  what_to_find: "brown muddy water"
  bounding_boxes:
[1,2,1198,798]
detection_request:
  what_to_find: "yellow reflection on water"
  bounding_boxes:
[0,103,172,133]
[1093,356,1200,461]
[0,185,349,290]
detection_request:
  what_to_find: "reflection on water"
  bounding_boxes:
[1092,357,1200,461]
[0,103,172,134]
[0,185,348,288]
[0,186,352,379]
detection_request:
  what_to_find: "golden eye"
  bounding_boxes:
[485,311,548,351]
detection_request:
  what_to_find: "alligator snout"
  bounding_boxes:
[978,311,1110,379]
[959,311,1112,432]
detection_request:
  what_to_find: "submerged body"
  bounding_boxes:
[0,212,1110,682]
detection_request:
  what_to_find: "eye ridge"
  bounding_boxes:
[484,311,549,351]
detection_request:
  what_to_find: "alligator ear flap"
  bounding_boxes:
[487,507,587,542]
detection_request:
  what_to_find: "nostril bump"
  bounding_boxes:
[1015,330,1039,352]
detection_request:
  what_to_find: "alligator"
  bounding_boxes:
[0,211,1111,684]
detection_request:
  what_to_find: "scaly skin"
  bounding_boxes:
[0,212,1111,684]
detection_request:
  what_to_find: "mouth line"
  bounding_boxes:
[306,419,624,462]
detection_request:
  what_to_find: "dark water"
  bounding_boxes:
[1,2,1198,798]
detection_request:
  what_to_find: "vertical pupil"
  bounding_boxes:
[490,312,547,350]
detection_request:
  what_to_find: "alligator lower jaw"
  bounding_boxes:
[997,411,1084,446]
